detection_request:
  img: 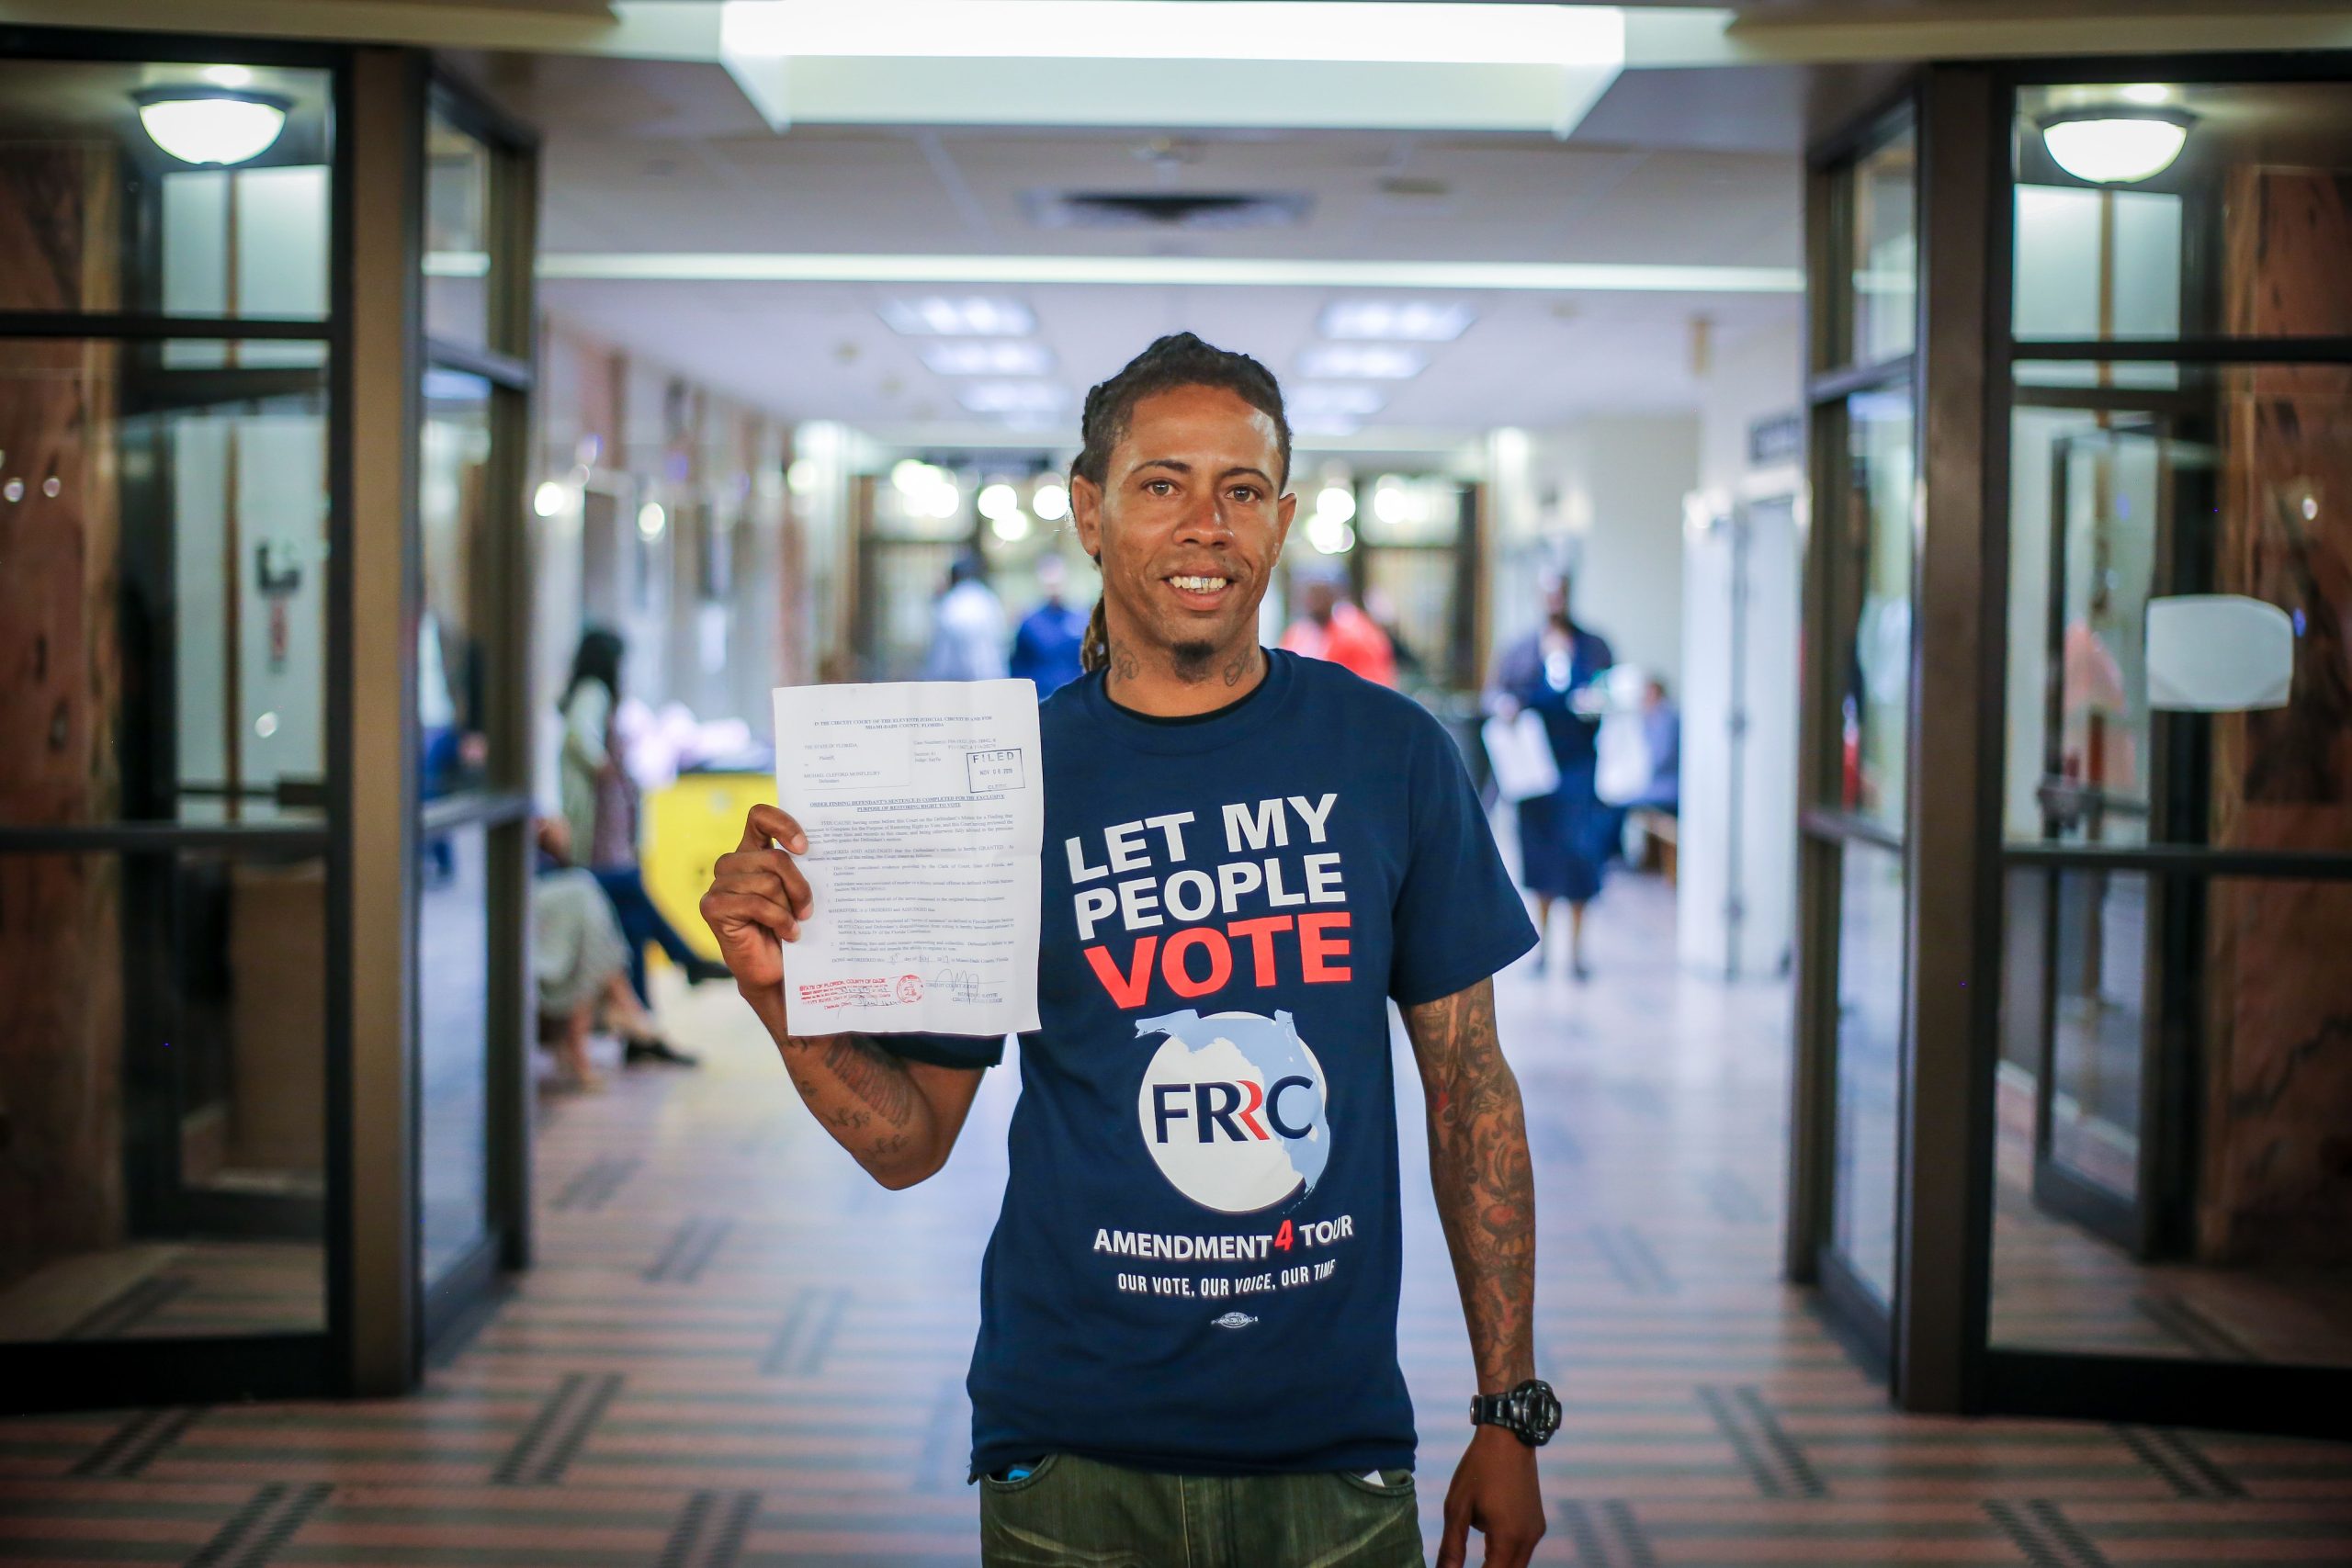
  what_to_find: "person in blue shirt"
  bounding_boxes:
[701,334,1555,1568]
[1007,552,1091,696]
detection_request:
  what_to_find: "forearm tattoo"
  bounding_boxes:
[786,1032,919,1130]
[1405,978,1536,1393]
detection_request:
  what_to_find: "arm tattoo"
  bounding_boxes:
[1404,977,1536,1394]
[787,1031,918,1128]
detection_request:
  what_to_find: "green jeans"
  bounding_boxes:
[978,1451,1426,1568]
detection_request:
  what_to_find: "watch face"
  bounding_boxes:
[1519,1382,1562,1444]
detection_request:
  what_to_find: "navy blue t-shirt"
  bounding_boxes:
[888,649,1537,1479]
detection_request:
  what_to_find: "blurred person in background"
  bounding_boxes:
[1488,571,1615,978]
[557,628,731,1015]
[1634,677,1679,815]
[533,818,702,1084]
[1280,569,1396,686]
[1009,553,1090,696]
[924,552,1011,681]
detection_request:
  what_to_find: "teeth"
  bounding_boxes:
[1170,575,1229,592]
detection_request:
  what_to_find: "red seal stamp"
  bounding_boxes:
[897,974,924,1003]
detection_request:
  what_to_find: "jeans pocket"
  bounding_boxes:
[978,1451,1064,1495]
[1335,1467,1416,1498]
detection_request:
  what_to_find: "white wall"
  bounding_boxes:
[1679,319,1803,979]
[1487,415,1700,687]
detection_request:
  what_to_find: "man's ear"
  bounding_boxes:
[1071,474,1104,559]
[1272,486,1298,556]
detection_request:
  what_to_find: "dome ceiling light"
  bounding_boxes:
[2039,106,2194,186]
[135,86,291,166]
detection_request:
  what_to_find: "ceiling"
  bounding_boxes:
[459,50,1810,445]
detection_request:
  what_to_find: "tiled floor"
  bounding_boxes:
[5,875,2350,1565]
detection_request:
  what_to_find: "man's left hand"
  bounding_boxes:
[1438,1424,1545,1568]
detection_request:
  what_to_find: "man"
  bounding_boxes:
[922,552,1010,681]
[702,334,1554,1568]
[1281,568,1399,686]
[1008,553,1091,695]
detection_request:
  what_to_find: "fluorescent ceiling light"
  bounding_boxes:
[546,254,1802,295]
[722,2,1622,67]
[1319,300,1476,342]
[136,89,288,166]
[959,382,1069,416]
[715,3,1624,136]
[922,341,1055,377]
[1291,384,1388,418]
[880,296,1036,335]
[1299,344,1426,380]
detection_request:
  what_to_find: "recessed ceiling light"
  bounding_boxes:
[921,341,1055,376]
[1318,299,1474,342]
[958,381,1069,415]
[1290,383,1386,417]
[880,296,1036,336]
[1298,344,1425,380]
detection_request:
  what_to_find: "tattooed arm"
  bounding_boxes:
[735,990,984,1190]
[1404,975,1536,1393]
[703,806,985,1190]
[1405,975,1544,1568]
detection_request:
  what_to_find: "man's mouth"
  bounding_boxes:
[1163,572,1234,608]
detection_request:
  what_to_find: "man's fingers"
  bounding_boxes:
[699,889,799,943]
[1436,1505,1470,1568]
[712,850,813,918]
[1487,1532,1539,1568]
[739,803,808,855]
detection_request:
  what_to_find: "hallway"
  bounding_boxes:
[5,879,2349,1565]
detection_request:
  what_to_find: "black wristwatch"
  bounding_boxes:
[1469,1379,1561,1447]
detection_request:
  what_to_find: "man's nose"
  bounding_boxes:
[1176,491,1235,542]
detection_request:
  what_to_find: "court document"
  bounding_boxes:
[771,678,1041,1035]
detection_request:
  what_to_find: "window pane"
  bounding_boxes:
[0,340,329,827]
[2005,364,2352,854]
[1831,839,1905,1303]
[1993,870,2352,1366]
[424,108,492,351]
[1849,127,1917,364]
[0,849,325,1342]
[2015,82,2352,342]
[1830,390,1915,829]
[421,369,494,797]
[0,61,331,320]
[418,821,492,1287]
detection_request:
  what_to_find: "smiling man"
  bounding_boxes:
[702,333,1554,1568]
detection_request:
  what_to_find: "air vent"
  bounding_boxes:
[1022,190,1311,231]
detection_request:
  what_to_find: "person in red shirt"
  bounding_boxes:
[1280,572,1398,686]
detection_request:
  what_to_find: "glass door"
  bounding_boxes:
[0,46,347,1409]
[1792,106,1920,1368]
[1983,70,2352,1427]
[412,79,537,1344]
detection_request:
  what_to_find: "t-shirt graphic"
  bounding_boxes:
[1136,1008,1329,1213]
[884,650,1538,1480]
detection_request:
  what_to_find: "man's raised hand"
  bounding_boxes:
[699,805,816,992]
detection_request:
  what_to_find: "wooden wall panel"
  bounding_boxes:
[0,142,127,1294]
[2199,166,2352,1266]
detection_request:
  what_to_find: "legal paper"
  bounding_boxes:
[772,679,1042,1035]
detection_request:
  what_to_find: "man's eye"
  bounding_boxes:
[1146,479,1174,496]
[1228,487,1260,502]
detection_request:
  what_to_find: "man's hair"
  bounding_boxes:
[1074,333,1290,674]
